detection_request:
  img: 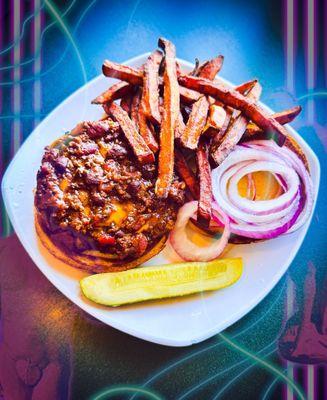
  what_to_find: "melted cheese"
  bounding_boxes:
[107,202,132,226]
[59,178,69,192]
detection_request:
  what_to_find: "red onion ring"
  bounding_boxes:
[246,173,256,200]
[244,140,314,233]
[211,140,313,239]
[169,201,230,261]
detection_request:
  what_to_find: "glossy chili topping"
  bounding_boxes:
[35,119,185,260]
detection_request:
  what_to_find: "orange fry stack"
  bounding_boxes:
[155,38,180,198]
[93,38,302,228]
[105,102,154,164]
[141,50,162,125]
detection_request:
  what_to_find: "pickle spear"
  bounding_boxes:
[80,258,243,307]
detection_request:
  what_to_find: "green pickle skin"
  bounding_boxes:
[80,258,243,306]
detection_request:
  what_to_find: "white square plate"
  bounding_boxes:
[1,54,320,346]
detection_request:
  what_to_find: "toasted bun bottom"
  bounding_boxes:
[35,216,167,274]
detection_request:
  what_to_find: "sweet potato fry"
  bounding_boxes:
[175,148,199,199]
[179,56,225,149]
[179,86,201,104]
[204,104,226,131]
[181,78,256,106]
[210,108,232,147]
[211,82,262,165]
[155,38,180,198]
[92,81,134,105]
[130,91,141,129]
[196,55,224,80]
[272,105,302,124]
[180,96,210,150]
[120,93,133,114]
[130,90,159,152]
[246,81,262,103]
[102,59,203,105]
[102,60,143,85]
[209,80,257,151]
[141,51,162,125]
[196,140,212,226]
[182,80,256,107]
[212,116,248,165]
[235,79,258,95]
[246,105,302,135]
[105,102,154,164]
[174,112,186,139]
[138,109,159,153]
[178,75,289,145]
[159,58,182,76]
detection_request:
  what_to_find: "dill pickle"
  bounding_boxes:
[80,258,243,306]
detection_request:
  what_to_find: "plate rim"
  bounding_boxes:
[1,52,321,346]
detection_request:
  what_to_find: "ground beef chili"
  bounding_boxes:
[35,118,185,265]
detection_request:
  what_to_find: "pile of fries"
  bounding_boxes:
[92,38,301,226]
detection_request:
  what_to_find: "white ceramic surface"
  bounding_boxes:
[1,54,320,346]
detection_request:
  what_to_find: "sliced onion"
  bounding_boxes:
[246,173,256,200]
[211,140,314,239]
[228,161,299,214]
[274,173,287,192]
[243,140,314,233]
[228,196,304,239]
[169,201,230,261]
